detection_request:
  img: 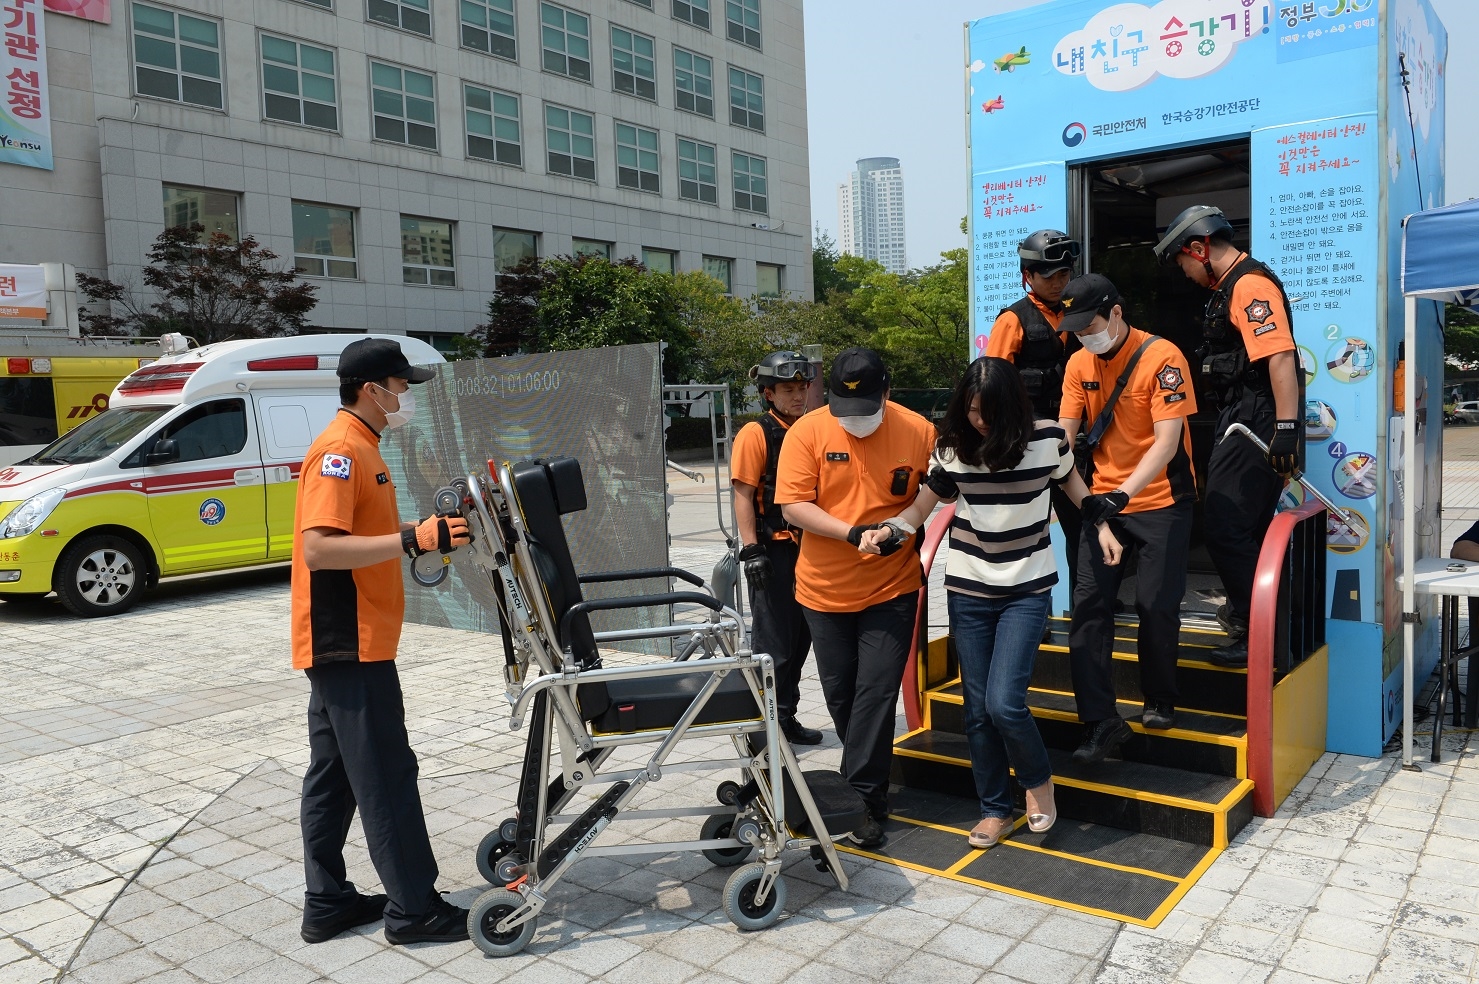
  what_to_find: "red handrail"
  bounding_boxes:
[903,504,957,731]
[1246,497,1326,817]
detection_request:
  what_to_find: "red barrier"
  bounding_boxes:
[1246,498,1326,817]
[903,504,957,731]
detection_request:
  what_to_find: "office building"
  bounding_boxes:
[837,156,905,275]
[3,0,812,350]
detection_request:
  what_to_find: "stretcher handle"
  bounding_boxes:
[559,591,726,646]
[579,567,706,588]
[1222,423,1356,527]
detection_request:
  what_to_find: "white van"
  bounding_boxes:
[0,333,444,616]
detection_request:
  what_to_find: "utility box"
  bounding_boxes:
[966,0,1447,755]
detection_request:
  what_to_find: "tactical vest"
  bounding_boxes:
[1200,255,1296,407]
[755,413,797,538]
[1000,296,1075,419]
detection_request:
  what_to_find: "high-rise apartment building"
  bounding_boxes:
[4,0,812,351]
[836,156,906,275]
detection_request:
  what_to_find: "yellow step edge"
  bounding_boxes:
[1032,644,1248,672]
[927,684,1249,725]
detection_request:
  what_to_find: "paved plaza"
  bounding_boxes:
[4,434,1479,983]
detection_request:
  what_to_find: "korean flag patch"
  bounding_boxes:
[321,453,352,480]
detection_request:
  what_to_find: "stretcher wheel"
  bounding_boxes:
[469,888,536,957]
[700,813,754,867]
[716,780,742,805]
[722,863,786,931]
[475,829,521,886]
[499,817,519,842]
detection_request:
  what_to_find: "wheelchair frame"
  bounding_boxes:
[447,458,857,956]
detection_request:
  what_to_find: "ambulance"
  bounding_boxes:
[0,333,444,616]
[0,336,163,467]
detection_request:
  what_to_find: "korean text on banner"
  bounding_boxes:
[0,264,47,319]
[1,0,53,171]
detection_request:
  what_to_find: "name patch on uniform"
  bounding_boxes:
[1156,364,1185,392]
[376,472,389,485]
[826,452,851,462]
[1081,381,1101,391]
[1244,299,1274,324]
[1253,323,1278,336]
[1165,392,1188,404]
[321,453,352,479]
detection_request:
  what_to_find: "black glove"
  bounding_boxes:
[847,524,884,547]
[1268,419,1300,476]
[876,522,910,556]
[738,542,771,592]
[1080,490,1130,527]
[925,466,959,500]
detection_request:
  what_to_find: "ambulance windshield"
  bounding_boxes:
[26,406,170,466]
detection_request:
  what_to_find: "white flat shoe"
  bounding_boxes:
[1026,780,1056,834]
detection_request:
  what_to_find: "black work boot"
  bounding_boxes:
[1215,603,1248,640]
[385,895,471,946]
[1142,701,1176,730]
[1209,637,1249,668]
[301,893,388,944]
[780,716,823,746]
[1071,717,1133,764]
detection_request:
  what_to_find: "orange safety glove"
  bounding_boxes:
[414,513,470,555]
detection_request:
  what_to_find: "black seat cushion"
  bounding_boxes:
[788,770,867,837]
[588,671,760,734]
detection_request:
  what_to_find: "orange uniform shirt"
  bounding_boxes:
[774,402,936,612]
[291,410,405,669]
[730,411,794,541]
[1060,327,1198,514]
[984,294,1065,362]
[1220,262,1295,362]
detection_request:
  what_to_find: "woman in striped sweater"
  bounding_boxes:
[864,357,1121,849]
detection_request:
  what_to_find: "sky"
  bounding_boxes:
[803,0,1479,271]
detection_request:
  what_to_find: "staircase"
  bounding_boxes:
[851,616,1257,927]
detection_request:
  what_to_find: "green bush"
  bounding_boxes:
[666,415,722,451]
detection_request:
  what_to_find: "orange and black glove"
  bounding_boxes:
[403,513,470,557]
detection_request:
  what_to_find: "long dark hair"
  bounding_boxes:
[936,357,1034,471]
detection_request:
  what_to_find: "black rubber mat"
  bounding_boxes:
[956,840,1180,923]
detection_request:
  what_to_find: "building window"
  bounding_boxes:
[755,263,781,297]
[677,138,716,204]
[162,185,239,241]
[642,248,675,274]
[615,122,660,193]
[725,0,760,48]
[371,61,437,150]
[727,66,763,130]
[624,0,652,7]
[368,0,430,37]
[545,105,595,181]
[611,27,656,101]
[461,0,516,60]
[130,3,222,109]
[261,35,338,131]
[293,0,333,7]
[732,152,767,213]
[293,203,357,279]
[703,255,731,293]
[672,0,709,30]
[573,239,611,260]
[465,84,521,166]
[674,47,712,117]
[493,228,538,283]
[540,3,591,83]
[401,216,456,287]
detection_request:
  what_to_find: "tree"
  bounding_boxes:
[845,248,971,390]
[812,226,875,300]
[1445,303,1479,371]
[77,224,317,344]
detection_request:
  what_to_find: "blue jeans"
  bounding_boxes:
[948,590,1053,819]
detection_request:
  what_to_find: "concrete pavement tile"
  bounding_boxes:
[814,930,917,978]
[854,905,948,948]
[1092,967,1170,984]
[833,863,915,905]
[19,908,95,964]
[1270,829,1350,861]
[1103,932,1195,979]
[220,954,329,984]
[179,881,271,920]
[990,940,1093,984]
[1277,938,1380,984]
[0,956,60,984]
[72,924,137,964]
[1212,843,1265,869]
[598,949,703,984]
[1381,927,1475,976]
[0,897,82,935]
[746,911,852,957]
[69,947,176,984]
[1234,872,1322,909]
[1253,852,1337,885]
[1313,885,1401,926]
[282,928,384,976]
[1352,823,1428,852]
[1192,863,1249,894]
[879,951,985,984]
[1296,910,1389,955]
[957,895,1051,937]
[0,883,49,916]
[1219,896,1304,932]
[1338,841,1421,874]
[1392,900,1479,944]
[1199,924,1294,965]
[652,918,747,964]
[708,940,809,984]
[179,937,278,984]
[1401,874,1479,911]
[325,948,435,984]
[1367,957,1468,984]
[0,939,28,969]
[925,924,1016,970]
[213,894,299,937]
[1326,860,1412,898]
[1174,949,1272,984]
[1135,909,1210,946]
[764,964,842,984]
[1022,913,1117,957]
[114,898,216,945]
[543,933,644,977]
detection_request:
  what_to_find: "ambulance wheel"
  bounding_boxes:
[56,535,145,618]
[469,888,536,957]
[476,829,522,886]
[722,863,786,931]
[701,813,754,867]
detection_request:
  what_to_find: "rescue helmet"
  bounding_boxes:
[1018,229,1080,275]
[1153,205,1235,265]
[750,351,816,389]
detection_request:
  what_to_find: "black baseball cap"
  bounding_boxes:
[828,347,889,416]
[1057,274,1122,334]
[337,337,436,383]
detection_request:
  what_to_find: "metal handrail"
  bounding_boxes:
[1246,497,1328,817]
[903,503,957,731]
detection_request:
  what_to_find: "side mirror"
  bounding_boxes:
[145,438,179,466]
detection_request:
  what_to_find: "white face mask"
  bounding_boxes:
[372,384,417,430]
[838,407,884,438]
[1077,319,1118,356]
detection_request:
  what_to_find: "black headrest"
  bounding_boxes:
[545,456,587,515]
[509,458,598,668]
